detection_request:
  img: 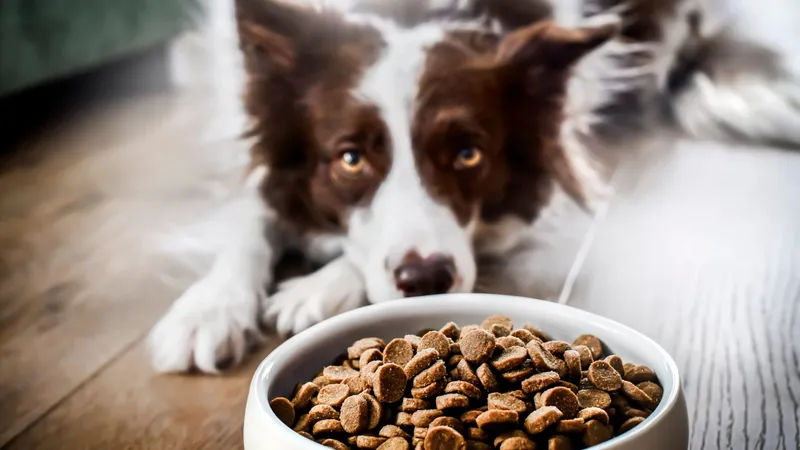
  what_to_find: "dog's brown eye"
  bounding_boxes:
[455,147,483,169]
[339,149,366,175]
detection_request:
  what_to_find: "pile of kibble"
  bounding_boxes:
[269,315,663,450]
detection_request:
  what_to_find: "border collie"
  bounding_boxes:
[149,0,800,373]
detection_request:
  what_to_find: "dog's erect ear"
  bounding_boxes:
[235,0,341,74]
[497,20,618,73]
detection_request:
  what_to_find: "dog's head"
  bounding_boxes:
[235,0,615,302]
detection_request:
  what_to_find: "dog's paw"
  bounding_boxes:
[148,274,264,374]
[263,258,365,337]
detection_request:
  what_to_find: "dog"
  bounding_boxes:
[148,0,800,374]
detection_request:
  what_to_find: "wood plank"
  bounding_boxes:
[565,140,800,450]
[3,344,277,450]
[0,52,251,447]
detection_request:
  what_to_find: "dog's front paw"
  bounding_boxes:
[148,274,264,374]
[263,258,365,337]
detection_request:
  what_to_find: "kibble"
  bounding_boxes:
[269,316,664,449]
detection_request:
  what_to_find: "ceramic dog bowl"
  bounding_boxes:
[243,294,689,449]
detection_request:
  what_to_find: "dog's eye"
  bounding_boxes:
[455,147,483,169]
[338,149,366,175]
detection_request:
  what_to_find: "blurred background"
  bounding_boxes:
[0,0,798,449]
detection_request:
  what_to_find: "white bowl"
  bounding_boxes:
[243,294,689,449]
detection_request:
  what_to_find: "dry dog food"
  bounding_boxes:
[269,316,664,449]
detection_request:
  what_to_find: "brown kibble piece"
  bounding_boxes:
[448,354,463,368]
[430,416,465,434]
[577,388,612,409]
[526,341,567,377]
[548,435,573,450]
[411,380,446,399]
[510,329,535,343]
[292,383,319,409]
[440,322,461,340]
[436,393,470,409]
[349,338,386,359]
[564,350,582,383]
[318,384,351,407]
[533,392,544,410]
[460,410,483,425]
[344,376,371,395]
[309,404,340,422]
[361,348,384,367]
[374,364,408,403]
[583,420,613,446]
[460,329,497,365]
[625,365,657,383]
[619,416,646,434]
[496,336,526,349]
[493,430,528,447]
[476,364,499,392]
[405,334,422,349]
[446,381,483,399]
[313,419,345,435]
[357,435,388,449]
[380,425,411,439]
[413,427,428,439]
[605,355,625,376]
[396,412,413,426]
[457,359,481,385]
[621,380,658,409]
[425,426,467,450]
[638,381,664,404]
[465,426,489,441]
[588,360,623,391]
[523,324,551,341]
[420,331,451,359]
[298,431,314,440]
[401,398,431,412]
[522,371,560,394]
[377,436,411,450]
[490,323,512,337]
[405,348,439,378]
[324,365,360,382]
[313,375,333,388]
[488,393,527,415]
[555,418,585,433]
[411,409,443,427]
[319,438,349,450]
[362,360,384,381]
[523,406,563,434]
[625,407,652,418]
[294,414,311,432]
[482,314,514,330]
[573,334,603,360]
[341,395,370,434]
[475,410,519,431]
[499,437,535,450]
[362,393,383,430]
[413,360,447,387]
[541,387,581,419]
[383,339,415,366]
[269,397,295,427]
[572,345,594,369]
[490,346,529,372]
[578,407,610,425]
[543,341,571,357]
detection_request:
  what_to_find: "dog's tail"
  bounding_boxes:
[664,11,800,148]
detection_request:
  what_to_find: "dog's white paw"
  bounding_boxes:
[148,273,264,374]
[263,257,365,337]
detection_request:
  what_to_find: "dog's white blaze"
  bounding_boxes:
[346,18,477,303]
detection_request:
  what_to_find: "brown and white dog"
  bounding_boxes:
[149,0,800,373]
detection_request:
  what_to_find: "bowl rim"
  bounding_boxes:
[250,293,683,450]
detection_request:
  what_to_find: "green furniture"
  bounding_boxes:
[0,0,203,97]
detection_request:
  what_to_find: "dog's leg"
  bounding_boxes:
[148,166,278,374]
[263,256,366,337]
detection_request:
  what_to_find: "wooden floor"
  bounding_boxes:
[1,6,799,450]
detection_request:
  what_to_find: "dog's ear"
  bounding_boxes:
[497,20,618,74]
[235,0,352,75]
[495,20,616,211]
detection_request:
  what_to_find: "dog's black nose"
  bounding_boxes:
[394,253,456,297]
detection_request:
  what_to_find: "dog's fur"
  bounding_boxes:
[149,0,800,373]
